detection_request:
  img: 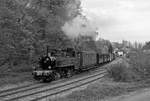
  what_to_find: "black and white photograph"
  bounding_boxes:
[0,0,150,101]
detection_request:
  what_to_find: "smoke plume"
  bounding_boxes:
[62,0,99,40]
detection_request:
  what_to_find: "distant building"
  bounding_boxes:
[113,48,125,57]
[118,51,124,56]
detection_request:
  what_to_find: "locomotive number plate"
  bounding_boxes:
[33,70,52,76]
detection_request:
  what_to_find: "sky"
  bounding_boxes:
[81,0,150,43]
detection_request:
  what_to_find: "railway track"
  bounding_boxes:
[0,66,105,96]
[0,69,106,101]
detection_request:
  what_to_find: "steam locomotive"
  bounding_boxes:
[32,47,115,82]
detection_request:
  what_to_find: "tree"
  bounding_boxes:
[0,0,81,69]
[143,41,150,50]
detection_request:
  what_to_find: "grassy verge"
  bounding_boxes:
[106,59,139,82]
[0,64,33,86]
[0,72,33,86]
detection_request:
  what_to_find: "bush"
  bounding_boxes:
[107,61,138,82]
[128,51,150,79]
[107,51,150,82]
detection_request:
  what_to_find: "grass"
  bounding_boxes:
[0,72,33,86]
[0,63,33,86]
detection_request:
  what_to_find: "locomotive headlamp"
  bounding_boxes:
[48,66,51,69]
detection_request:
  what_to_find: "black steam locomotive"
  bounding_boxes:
[32,47,115,82]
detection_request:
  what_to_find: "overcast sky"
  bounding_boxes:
[81,0,150,43]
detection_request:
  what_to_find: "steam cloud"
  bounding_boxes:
[62,0,99,40]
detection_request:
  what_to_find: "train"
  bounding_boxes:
[32,47,115,82]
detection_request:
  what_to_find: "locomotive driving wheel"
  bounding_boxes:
[42,77,52,82]
[66,69,73,78]
[42,74,54,82]
[54,71,61,80]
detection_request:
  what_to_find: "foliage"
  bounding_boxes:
[0,0,81,69]
[143,41,150,50]
[108,51,150,82]
[107,60,138,82]
[128,51,150,79]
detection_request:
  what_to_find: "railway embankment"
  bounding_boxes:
[0,63,34,86]
[52,52,150,101]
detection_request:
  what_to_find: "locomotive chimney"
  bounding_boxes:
[46,45,49,56]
